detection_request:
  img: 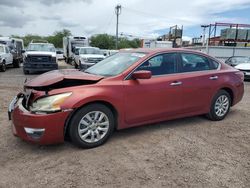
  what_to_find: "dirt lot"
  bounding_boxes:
[0,61,249,188]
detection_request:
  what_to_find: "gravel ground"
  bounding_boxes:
[0,61,249,188]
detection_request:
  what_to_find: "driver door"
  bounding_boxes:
[123,53,183,126]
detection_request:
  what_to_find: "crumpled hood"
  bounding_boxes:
[235,63,250,70]
[25,69,104,91]
[25,51,56,57]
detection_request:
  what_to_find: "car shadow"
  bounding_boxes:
[12,110,240,152]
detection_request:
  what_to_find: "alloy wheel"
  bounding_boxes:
[214,95,229,117]
[78,111,109,143]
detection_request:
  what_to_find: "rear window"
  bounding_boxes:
[180,53,210,72]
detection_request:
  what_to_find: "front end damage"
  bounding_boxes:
[8,69,103,144]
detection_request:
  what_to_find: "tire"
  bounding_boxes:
[207,90,231,121]
[69,103,115,148]
[74,61,78,69]
[23,69,29,75]
[0,61,6,72]
[13,59,20,68]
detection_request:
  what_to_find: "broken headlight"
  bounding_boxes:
[30,92,72,113]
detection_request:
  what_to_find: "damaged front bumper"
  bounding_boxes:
[8,95,72,145]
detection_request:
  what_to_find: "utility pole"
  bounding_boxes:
[115,4,121,49]
[201,25,209,46]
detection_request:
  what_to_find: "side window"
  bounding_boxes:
[209,59,220,69]
[180,53,211,72]
[137,53,177,76]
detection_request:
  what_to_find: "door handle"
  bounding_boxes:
[170,81,182,86]
[209,76,218,80]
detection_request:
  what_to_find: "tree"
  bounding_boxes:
[90,34,116,49]
[46,29,71,48]
[90,34,141,49]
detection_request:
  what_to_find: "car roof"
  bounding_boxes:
[120,48,209,56]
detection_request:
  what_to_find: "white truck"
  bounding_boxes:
[74,47,105,69]
[0,37,24,68]
[63,36,89,64]
[0,44,13,72]
[23,41,58,74]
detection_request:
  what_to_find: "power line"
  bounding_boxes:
[103,14,115,33]
[122,7,168,19]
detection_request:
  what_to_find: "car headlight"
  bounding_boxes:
[30,92,72,113]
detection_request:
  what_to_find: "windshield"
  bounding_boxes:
[231,57,250,64]
[79,48,101,55]
[84,52,147,76]
[27,44,56,52]
[0,46,4,53]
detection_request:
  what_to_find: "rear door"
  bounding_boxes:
[176,52,220,113]
[123,53,184,125]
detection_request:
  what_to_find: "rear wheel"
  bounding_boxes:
[69,104,115,148]
[0,61,6,72]
[207,90,231,121]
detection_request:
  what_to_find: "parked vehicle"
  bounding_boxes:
[225,56,250,67]
[0,37,24,68]
[8,48,244,148]
[74,47,105,69]
[23,41,58,74]
[0,44,13,72]
[63,36,89,64]
[235,62,250,80]
[56,48,64,60]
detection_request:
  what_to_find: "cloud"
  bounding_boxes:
[0,10,34,28]
[58,20,79,27]
[41,15,61,21]
[39,0,92,6]
[0,0,250,38]
[0,0,24,7]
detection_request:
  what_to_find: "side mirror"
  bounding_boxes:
[132,70,152,79]
[21,50,25,53]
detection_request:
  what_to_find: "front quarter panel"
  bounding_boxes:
[60,81,125,128]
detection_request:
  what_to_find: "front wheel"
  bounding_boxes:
[69,104,115,148]
[0,62,6,72]
[207,90,231,121]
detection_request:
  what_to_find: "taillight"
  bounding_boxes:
[235,71,244,81]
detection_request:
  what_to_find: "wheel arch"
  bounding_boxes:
[220,87,234,106]
[64,100,119,139]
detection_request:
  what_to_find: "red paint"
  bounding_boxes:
[11,49,244,145]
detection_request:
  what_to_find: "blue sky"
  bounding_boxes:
[156,6,250,39]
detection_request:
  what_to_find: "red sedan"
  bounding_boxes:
[8,49,244,148]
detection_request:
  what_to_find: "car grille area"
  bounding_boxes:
[29,56,51,62]
[28,55,51,63]
[87,58,104,64]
